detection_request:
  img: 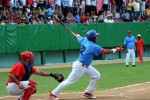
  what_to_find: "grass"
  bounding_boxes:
[0,61,150,97]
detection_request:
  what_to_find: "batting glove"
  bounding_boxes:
[112,46,123,53]
[74,34,80,38]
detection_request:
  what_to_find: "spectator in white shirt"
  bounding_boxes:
[0,19,6,25]
[10,0,15,8]
[47,17,54,24]
[67,0,73,12]
[55,0,61,10]
[104,13,115,23]
[104,16,109,23]
[85,0,91,14]
[109,16,115,23]
[140,0,146,16]
[103,0,109,12]
[90,0,96,15]
[20,0,27,6]
[121,9,131,22]
[132,0,140,18]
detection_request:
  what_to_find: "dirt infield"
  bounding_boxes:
[1,82,150,100]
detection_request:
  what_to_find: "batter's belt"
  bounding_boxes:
[76,60,88,68]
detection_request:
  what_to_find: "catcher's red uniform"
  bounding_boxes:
[7,62,36,84]
[6,61,37,100]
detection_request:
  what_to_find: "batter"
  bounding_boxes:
[49,30,123,100]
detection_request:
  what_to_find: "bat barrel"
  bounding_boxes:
[53,16,75,35]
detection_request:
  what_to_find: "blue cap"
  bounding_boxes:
[86,30,100,38]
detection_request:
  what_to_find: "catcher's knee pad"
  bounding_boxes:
[22,80,37,100]
[29,80,37,88]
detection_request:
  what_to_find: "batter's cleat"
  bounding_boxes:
[83,92,96,99]
[49,92,59,100]
[132,65,136,67]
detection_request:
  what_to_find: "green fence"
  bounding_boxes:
[0,22,150,54]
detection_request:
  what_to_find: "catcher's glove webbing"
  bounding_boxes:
[50,73,64,82]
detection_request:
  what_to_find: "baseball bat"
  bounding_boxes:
[53,16,75,35]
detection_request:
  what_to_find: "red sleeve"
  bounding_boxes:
[101,48,106,54]
[32,67,37,73]
[9,62,25,77]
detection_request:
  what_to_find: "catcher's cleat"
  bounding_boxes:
[49,92,59,100]
[83,92,96,99]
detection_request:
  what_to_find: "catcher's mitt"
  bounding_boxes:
[50,73,64,82]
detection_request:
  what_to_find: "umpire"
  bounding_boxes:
[123,30,136,67]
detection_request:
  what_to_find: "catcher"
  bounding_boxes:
[6,51,64,100]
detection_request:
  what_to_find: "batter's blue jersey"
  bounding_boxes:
[123,36,136,49]
[77,37,103,67]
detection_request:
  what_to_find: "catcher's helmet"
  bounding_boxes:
[20,51,34,62]
[86,30,100,42]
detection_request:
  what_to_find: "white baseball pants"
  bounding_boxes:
[52,60,101,95]
[126,49,135,65]
[6,81,29,98]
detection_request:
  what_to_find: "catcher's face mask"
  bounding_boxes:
[20,51,34,65]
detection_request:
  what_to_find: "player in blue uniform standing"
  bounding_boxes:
[124,30,136,67]
[49,30,123,100]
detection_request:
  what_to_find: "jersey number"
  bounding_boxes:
[80,45,86,55]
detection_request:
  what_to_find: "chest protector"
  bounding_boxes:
[20,61,33,81]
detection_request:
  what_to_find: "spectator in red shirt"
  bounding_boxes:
[6,51,63,100]
[136,34,145,62]
[0,0,2,4]
[6,0,10,8]
[80,14,88,23]
[26,0,34,7]
[140,16,145,22]
[7,11,16,22]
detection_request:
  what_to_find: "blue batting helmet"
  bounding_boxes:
[86,30,100,42]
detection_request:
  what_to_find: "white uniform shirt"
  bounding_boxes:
[55,0,61,6]
[108,19,115,23]
[10,0,15,7]
[132,1,140,11]
[62,0,68,6]
[104,18,109,23]
[20,0,26,6]
[141,1,146,11]
[34,0,38,8]
[103,0,108,4]
[82,0,85,5]
[27,8,31,14]
[80,0,85,8]
[91,0,96,6]
[86,0,91,5]
[67,0,73,7]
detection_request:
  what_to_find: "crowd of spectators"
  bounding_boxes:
[0,0,150,25]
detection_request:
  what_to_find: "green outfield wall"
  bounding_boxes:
[0,22,150,53]
[0,22,150,67]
